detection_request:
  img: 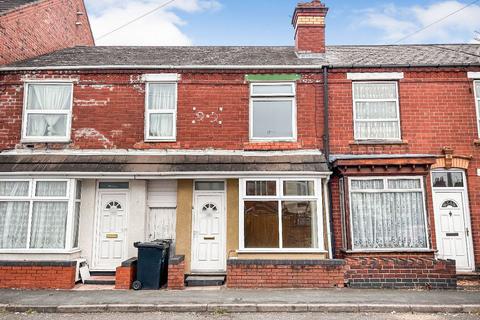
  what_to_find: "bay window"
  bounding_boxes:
[250,83,296,141]
[353,82,401,140]
[0,179,81,251]
[240,178,323,251]
[349,177,428,250]
[145,82,177,141]
[22,82,73,142]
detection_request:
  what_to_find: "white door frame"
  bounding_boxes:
[92,187,130,271]
[191,180,227,273]
[431,169,475,272]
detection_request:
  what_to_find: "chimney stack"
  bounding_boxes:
[292,0,328,55]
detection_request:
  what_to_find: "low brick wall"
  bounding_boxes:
[167,255,185,290]
[0,260,76,289]
[227,259,347,289]
[345,254,457,289]
[115,257,137,290]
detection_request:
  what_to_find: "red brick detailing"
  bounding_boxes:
[167,257,185,290]
[0,263,76,289]
[226,260,347,289]
[345,254,457,289]
[115,265,136,290]
[0,0,94,65]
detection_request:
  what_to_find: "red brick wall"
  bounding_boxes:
[227,259,346,289]
[345,254,457,289]
[115,265,136,290]
[0,0,94,65]
[0,70,324,151]
[167,257,185,290]
[295,26,326,54]
[0,261,76,289]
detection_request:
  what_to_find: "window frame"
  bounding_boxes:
[21,81,74,143]
[249,82,297,142]
[474,80,480,138]
[144,81,178,142]
[352,81,402,141]
[347,176,430,252]
[238,177,325,253]
[0,178,80,253]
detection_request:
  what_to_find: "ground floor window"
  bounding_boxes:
[0,179,81,251]
[240,178,323,251]
[348,176,428,250]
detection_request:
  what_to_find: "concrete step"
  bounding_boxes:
[83,275,116,285]
[185,275,225,287]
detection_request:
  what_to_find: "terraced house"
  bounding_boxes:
[0,0,479,290]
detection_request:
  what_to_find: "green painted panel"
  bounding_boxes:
[245,74,301,82]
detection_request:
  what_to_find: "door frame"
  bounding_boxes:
[191,180,227,273]
[431,169,475,272]
[92,185,130,271]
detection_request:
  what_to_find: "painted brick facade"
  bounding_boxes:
[226,259,347,289]
[0,261,76,289]
[0,0,94,65]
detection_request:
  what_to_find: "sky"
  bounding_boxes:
[84,0,480,46]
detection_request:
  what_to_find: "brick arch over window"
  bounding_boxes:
[431,147,471,170]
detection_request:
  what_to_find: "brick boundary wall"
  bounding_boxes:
[167,255,185,290]
[0,260,76,289]
[345,255,457,289]
[115,257,137,290]
[227,259,347,289]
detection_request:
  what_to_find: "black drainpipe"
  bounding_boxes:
[323,65,336,258]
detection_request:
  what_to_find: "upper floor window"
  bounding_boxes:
[145,82,177,141]
[353,82,401,141]
[250,83,296,141]
[475,80,480,136]
[22,83,73,142]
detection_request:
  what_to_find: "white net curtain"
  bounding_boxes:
[148,83,176,138]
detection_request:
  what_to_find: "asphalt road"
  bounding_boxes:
[0,313,479,320]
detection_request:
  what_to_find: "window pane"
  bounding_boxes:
[0,181,29,197]
[195,181,225,191]
[0,201,29,249]
[149,113,174,137]
[148,83,176,110]
[73,202,80,248]
[282,201,317,248]
[283,181,315,196]
[350,191,427,249]
[388,179,421,189]
[252,84,294,95]
[351,179,383,190]
[246,181,276,196]
[27,84,71,110]
[30,201,68,249]
[76,180,82,200]
[355,101,397,120]
[432,172,464,188]
[252,100,293,138]
[354,83,397,99]
[476,82,480,95]
[35,181,67,197]
[244,201,279,248]
[98,182,129,189]
[355,120,400,140]
[26,114,67,137]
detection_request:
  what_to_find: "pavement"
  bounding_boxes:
[0,288,479,314]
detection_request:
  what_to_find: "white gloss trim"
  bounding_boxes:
[467,72,480,79]
[347,72,404,80]
[142,73,180,82]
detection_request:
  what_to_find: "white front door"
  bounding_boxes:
[191,193,226,272]
[93,192,128,270]
[433,190,473,271]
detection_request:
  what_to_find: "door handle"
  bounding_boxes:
[466,228,470,237]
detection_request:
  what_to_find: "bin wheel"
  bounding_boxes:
[132,280,142,290]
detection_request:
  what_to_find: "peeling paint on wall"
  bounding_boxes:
[74,98,110,107]
[74,128,114,148]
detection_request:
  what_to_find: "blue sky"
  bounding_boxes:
[84,0,480,46]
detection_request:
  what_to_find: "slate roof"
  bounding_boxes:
[0,0,40,15]
[0,154,330,173]
[1,44,480,70]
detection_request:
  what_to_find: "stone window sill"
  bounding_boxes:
[349,140,408,146]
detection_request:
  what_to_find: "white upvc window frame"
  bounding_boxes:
[144,80,178,142]
[21,81,74,143]
[249,82,297,142]
[474,80,480,138]
[0,178,80,253]
[352,81,401,141]
[238,177,325,253]
[348,176,430,252]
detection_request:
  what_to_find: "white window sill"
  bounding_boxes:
[249,139,297,143]
[0,248,81,254]
[237,249,328,254]
[144,139,177,143]
[350,139,406,145]
[21,139,71,144]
